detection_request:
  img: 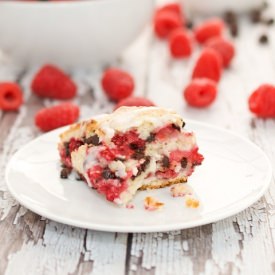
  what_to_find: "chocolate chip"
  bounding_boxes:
[172,123,181,131]
[129,143,139,150]
[114,156,126,162]
[250,9,262,23]
[230,23,239,37]
[146,133,155,143]
[140,156,150,171]
[259,34,268,44]
[181,157,188,169]
[64,142,70,156]
[186,21,193,29]
[131,156,151,180]
[85,135,100,146]
[264,18,274,26]
[102,168,116,180]
[182,121,186,128]
[162,156,170,168]
[60,167,70,179]
[132,152,145,160]
[224,10,237,24]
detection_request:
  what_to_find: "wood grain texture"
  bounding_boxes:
[1,0,275,274]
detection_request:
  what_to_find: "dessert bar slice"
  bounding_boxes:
[58,107,203,205]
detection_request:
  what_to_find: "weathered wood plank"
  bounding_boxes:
[127,1,275,274]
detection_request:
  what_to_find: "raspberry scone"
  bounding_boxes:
[58,107,204,206]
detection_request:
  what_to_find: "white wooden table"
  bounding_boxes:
[1,1,275,274]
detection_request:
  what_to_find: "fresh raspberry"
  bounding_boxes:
[154,11,183,39]
[184,78,217,107]
[205,37,235,68]
[156,3,182,18]
[169,29,193,58]
[0,82,23,111]
[248,84,275,118]
[114,96,155,110]
[35,102,79,132]
[101,68,134,101]
[192,48,222,82]
[194,18,224,44]
[31,64,77,99]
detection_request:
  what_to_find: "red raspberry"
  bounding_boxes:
[194,18,224,44]
[101,68,134,102]
[35,102,79,132]
[192,48,222,82]
[31,64,77,99]
[156,3,182,18]
[114,96,155,110]
[0,82,23,111]
[183,78,217,107]
[248,84,275,118]
[154,11,183,39]
[169,29,193,58]
[205,37,235,68]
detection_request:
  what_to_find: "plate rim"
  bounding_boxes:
[5,120,273,233]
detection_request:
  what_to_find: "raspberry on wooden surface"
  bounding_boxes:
[154,10,183,39]
[31,64,77,100]
[192,48,222,82]
[194,18,225,44]
[35,102,79,132]
[101,68,134,102]
[184,78,217,108]
[169,28,193,58]
[0,82,23,111]
[155,3,182,18]
[248,84,275,118]
[205,37,235,68]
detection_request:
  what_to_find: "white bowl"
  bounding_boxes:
[182,0,264,16]
[0,0,154,68]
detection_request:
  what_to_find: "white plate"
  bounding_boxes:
[5,120,272,233]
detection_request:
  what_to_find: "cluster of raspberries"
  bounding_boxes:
[153,2,275,115]
[0,2,274,132]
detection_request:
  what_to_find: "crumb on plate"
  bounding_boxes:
[185,196,200,208]
[144,196,164,211]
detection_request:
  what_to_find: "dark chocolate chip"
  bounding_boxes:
[259,34,268,44]
[224,10,237,24]
[250,9,262,23]
[182,121,186,128]
[132,152,145,160]
[102,168,116,179]
[131,156,151,180]
[230,23,239,37]
[162,156,170,168]
[172,123,181,131]
[64,142,70,156]
[264,18,274,26]
[60,167,70,179]
[85,135,100,146]
[114,157,126,162]
[181,157,188,169]
[146,133,156,143]
[129,143,139,150]
[140,156,151,172]
[186,21,193,29]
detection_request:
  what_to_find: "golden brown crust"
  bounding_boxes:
[138,177,187,190]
